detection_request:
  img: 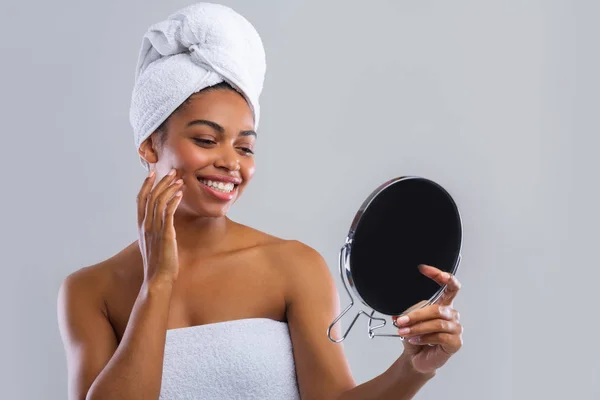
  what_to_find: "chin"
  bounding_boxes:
[198,204,233,218]
[179,195,235,217]
[185,189,239,218]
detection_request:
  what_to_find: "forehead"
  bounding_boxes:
[174,89,255,131]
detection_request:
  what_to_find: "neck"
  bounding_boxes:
[171,211,234,258]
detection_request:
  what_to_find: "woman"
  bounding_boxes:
[57,3,463,400]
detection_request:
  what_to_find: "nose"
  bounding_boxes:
[214,145,240,172]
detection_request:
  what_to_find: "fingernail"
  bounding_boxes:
[149,169,155,177]
[408,336,421,344]
[398,327,410,335]
[168,169,176,176]
[396,316,409,326]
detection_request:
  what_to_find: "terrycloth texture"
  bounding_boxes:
[129,2,267,170]
[159,318,300,400]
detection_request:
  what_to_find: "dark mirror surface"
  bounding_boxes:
[349,177,462,316]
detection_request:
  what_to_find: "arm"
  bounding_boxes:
[284,242,435,400]
[57,268,174,400]
[335,356,434,400]
[58,167,186,400]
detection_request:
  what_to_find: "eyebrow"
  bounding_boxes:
[186,119,257,138]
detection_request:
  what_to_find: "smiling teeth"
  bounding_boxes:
[199,179,235,193]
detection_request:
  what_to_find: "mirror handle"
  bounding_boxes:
[327,244,359,342]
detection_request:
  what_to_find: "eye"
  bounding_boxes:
[193,138,216,146]
[238,147,254,155]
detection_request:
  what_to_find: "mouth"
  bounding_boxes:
[197,178,237,194]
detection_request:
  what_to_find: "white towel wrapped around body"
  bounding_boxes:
[159,318,300,399]
[129,2,266,170]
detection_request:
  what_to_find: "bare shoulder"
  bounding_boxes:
[58,242,139,307]
[255,236,330,285]
[233,222,330,281]
[59,261,110,304]
[272,240,327,266]
[234,223,326,266]
[277,240,332,288]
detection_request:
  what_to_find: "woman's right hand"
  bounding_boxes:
[136,168,184,285]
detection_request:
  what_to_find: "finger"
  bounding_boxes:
[163,190,183,237]
[417,264,450,286]
[392,300,428,327]
[152,178,184,233]
[144,169,179,232]
[406,332,463,354]
[397,318,462,338]
[396,304,458,327]
[137,169,156,226]
[438,273,462,305]
[418,264,462,304]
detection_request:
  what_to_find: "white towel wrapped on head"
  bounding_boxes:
[129,2,266,170]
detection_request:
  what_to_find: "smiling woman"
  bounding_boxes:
[56,2,461,400]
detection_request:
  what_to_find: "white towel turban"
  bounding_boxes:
[129,2,266,170]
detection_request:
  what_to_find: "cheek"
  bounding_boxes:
[242,161,256,182]
[173,142,210,167]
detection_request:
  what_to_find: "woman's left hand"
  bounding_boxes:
[392,264,463,375]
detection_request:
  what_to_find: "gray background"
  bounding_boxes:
[1,0,598,399]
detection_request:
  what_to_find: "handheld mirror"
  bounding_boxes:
[327,176,463,342]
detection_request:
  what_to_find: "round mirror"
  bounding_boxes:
[328,176,463,342]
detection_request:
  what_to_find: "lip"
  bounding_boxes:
[196,174,242,185]
[196,178,238,201]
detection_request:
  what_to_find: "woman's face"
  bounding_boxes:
[141,88,257,217]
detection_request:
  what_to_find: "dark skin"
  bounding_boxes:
[57,88,463,400]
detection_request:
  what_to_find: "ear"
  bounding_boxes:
[138,135,159,165]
